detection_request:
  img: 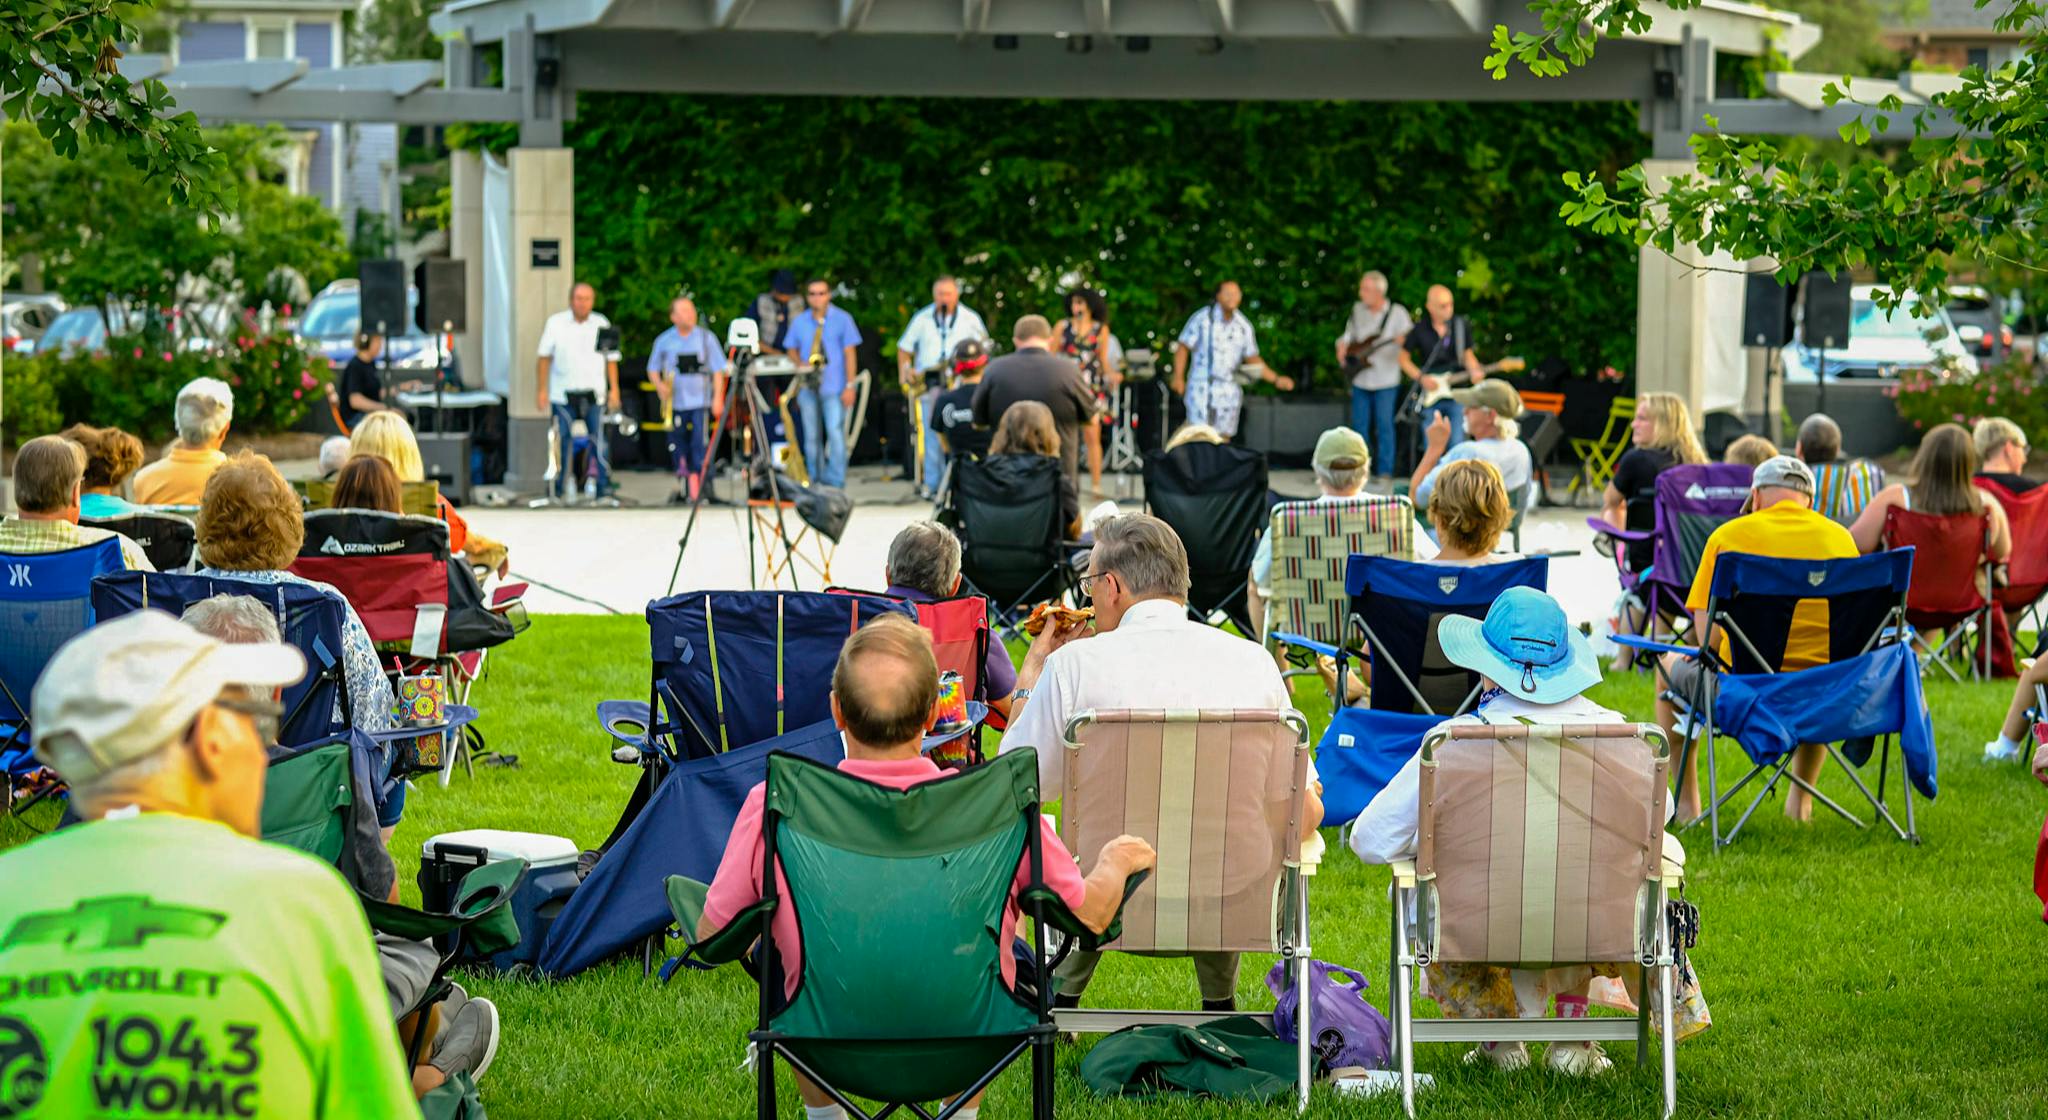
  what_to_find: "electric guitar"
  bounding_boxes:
[1406,357,1527,415]
[1340,332,1399,373]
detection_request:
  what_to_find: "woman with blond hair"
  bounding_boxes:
[1424,459,1519,564]
[988,400,1081,539]
[349,410,509,573]
[1602,392,1708,574]
[61,423,146,519]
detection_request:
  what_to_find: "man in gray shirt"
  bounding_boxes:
[1336,271,1413,484]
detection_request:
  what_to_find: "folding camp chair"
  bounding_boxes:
[0,539,125,816]
[298,476,443,517]
[1567,395,1635,505]
[946,455,1080,642]
[1054,708,1315,1113]
[1588,463,1752,660]
[80,511,196,571]
[1812,460,1885,527]
[1977,478,2048,667]
[597,589,914,767]
[1261,495,1416,677]
[1884,506,1995,681]
[265,737,526,1069]
[832,585,999,745]
[1389,722,1683,1118]
[1619,549,1923,847]
[664,749,1143,1120]
[1143,441,1270,634]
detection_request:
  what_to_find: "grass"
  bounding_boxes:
[9,614,2048,1118]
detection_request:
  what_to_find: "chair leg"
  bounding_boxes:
[756,1040,777,1120]
[1659,920,1678,1120]
[1033,1029,1055,1120]
[1393,886,1416,1119]
[1295,878,1312,1114]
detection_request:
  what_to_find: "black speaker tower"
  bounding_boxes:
[1741,274,1793,348]
[415,259,467,333]
[358,259,407,335]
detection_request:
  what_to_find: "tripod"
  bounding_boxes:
[666,348,805,595]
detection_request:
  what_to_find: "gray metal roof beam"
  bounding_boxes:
[1197,0,1235,36]
[162,86,526,124]
[1700,98,1975,138]
[1085,0,1111,35]
[1313,0,1360,34]
[292,61,442,96]
[166,58,309,94]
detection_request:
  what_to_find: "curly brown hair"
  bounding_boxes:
[59,424,145,490]
[1428,459,1515,556]
[197,452,305,571]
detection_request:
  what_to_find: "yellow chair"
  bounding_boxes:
[1569,396,1636,505]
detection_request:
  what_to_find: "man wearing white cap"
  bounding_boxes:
[0,611,418,1117]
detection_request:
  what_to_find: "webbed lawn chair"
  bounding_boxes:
[1054,708,1315,1112]
[1389,722,1684,1118]
[1262,495,1416,685]
[1812,460,1885,527]
[665,749,1143,1119]
[1,539,124,815]
[1143,441,1270,634]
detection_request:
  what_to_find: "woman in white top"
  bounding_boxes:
[1350,587,1705,1075]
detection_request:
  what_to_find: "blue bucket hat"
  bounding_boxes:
[1436,587,1601,705]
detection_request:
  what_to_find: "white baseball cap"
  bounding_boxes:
[32,610,306,785]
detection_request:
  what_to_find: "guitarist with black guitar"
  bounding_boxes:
[1336,270,1412,485]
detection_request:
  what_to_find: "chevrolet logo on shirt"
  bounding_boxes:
[3,897,225,953]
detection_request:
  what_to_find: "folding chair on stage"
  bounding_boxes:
[1,539,124,815]
[1976,477,2048,669]
[946,455,1080,642]
[1588,463,1752,658]
[1813,460,1885,527]
[1055,708,1316,1113]
[1567,395,1635,505]
[80,511,196,571]
[596,589,914,768]
[663,749,1145,1119]
[1884,506,1995,681]
[1388,722,1684,1118]
[1261,495,1416,672]
[1618,550,1931,847]
[1143,441,1269,633]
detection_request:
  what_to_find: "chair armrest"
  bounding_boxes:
[1611,634,1700,659]
[1660,833,1687,887]
[1389,859,1418,888]
[1586,517,1652,542]
[663,875,767,967]
[1022,868,1152,953]
[1270,632,1343,659]
[1288,830,1327,874]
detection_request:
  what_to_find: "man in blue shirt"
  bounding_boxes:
[782,278,863,489]
[648,296,730,505]
[896,276,990,500]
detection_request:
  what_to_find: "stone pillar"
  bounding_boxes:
[1634,158,1711,407]
[448,149,484,393]
[503,146,574,491]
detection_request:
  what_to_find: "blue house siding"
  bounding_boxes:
[178,20,245,63]
[294,21,332,68]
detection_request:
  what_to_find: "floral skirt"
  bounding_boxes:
[1424,962,1712,1042]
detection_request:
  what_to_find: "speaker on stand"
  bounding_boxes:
[1801,271,1854,419]
[1742,273,1794,438]
[410,258,473,503]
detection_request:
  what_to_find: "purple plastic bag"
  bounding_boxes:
[1266,959,1391,1073]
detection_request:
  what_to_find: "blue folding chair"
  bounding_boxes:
[1,540,125,813]
[1613,549,1922,847]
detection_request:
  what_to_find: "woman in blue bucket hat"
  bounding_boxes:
[1349,587,1705,1073]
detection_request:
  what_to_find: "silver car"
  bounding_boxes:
[1781,285,1979,382]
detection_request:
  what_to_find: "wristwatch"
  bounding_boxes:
[1012,687,1033,704]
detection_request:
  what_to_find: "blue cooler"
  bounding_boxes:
[420,829,581,970]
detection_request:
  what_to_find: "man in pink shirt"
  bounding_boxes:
[701,614,1154,1120]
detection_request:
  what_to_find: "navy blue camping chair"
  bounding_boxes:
[1612,548,1921,847]
[1338,555,1551,716]
[1315,707,1441,828]
[1,539,125,812]
[597,590,915,767]
[539,717,847,979]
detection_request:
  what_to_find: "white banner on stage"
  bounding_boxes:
[1700,250,1748,417]
[481,151,513,398]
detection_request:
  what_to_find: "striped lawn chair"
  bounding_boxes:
[1056,708,1316,1112]
[1812,459,1885,527]
[1263,495,1415,657]
[1389,722,1685,1118]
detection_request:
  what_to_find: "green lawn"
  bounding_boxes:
[9,614,2047,1117]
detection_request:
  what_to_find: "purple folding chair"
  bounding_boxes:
[1588,463,1753,653]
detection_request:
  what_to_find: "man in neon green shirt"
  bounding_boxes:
[0,610,420,1118]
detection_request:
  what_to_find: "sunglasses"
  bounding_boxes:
[214,694,284,746]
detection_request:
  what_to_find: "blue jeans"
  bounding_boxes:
[795,387,848,488]
[918,389,944,492]
[1351,385,1399,477]
[551,398,609,497]
[670,407,709,478]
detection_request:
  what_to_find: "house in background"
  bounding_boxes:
[1882,0,2029,72]
[165,0,399,244]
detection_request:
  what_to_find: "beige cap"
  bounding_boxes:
[1314,427,1370,471]
[32,610,305,785]
[1449,379,1523,419]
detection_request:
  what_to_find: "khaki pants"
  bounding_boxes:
[1054,948,1240,1003]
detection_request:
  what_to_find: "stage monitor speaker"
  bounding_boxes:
[359,259,407,336]
[418,432,473,505]
[1742,274,1793,348]
[415,259,467,333]
[1800,271,1854,349]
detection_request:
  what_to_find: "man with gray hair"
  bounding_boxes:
[1337,270,1413,483]
[318,434,353,479]
[881,519,1019,719]
[0,434,152,569]
[182,593,284,645]
[1001,512,1323,1013]
[132,375,235,504]
[973,314,1097,483]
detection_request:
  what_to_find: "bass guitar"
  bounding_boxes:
[1406,357,1527,415]
[1340,333,1400,373]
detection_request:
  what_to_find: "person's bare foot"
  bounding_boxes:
[1783,797,1814,823]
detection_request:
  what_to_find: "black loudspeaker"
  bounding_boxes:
[418,431,472,505]
[415,259,467,333]
[1741,274,1793,348]
[359,259,407,335]
[1801,271,1854,349]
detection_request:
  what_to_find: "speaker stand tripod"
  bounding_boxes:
[667,353,802,595]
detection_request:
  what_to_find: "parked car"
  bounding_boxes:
[3,295,66,353]
[1781,285,1979,382]
[23,303,230,359]
[297,280,457,382]
[1946,285,2014,361]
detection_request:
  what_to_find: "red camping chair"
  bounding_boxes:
[1977,478,2048,673]
[1884,505,1995,681]
[830,586,1000,757]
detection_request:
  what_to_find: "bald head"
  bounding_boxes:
[570,283,595,318]
[831,615,939,753]
[1425,285,1454,322]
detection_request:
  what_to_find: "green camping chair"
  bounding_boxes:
[265,740,529,1068]
[665,749,1144,1120]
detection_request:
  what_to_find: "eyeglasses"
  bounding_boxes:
[214,694,284,746]
[1074,571,1115,600]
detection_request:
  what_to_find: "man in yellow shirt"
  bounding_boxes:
[1657,455,1857,822]
[132,376,234,505]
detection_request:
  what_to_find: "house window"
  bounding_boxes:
[1967,47,1990,70]
[251,21,290,59]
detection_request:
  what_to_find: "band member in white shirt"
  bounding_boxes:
[1170,280,1292,438]
[896,276,989,499]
